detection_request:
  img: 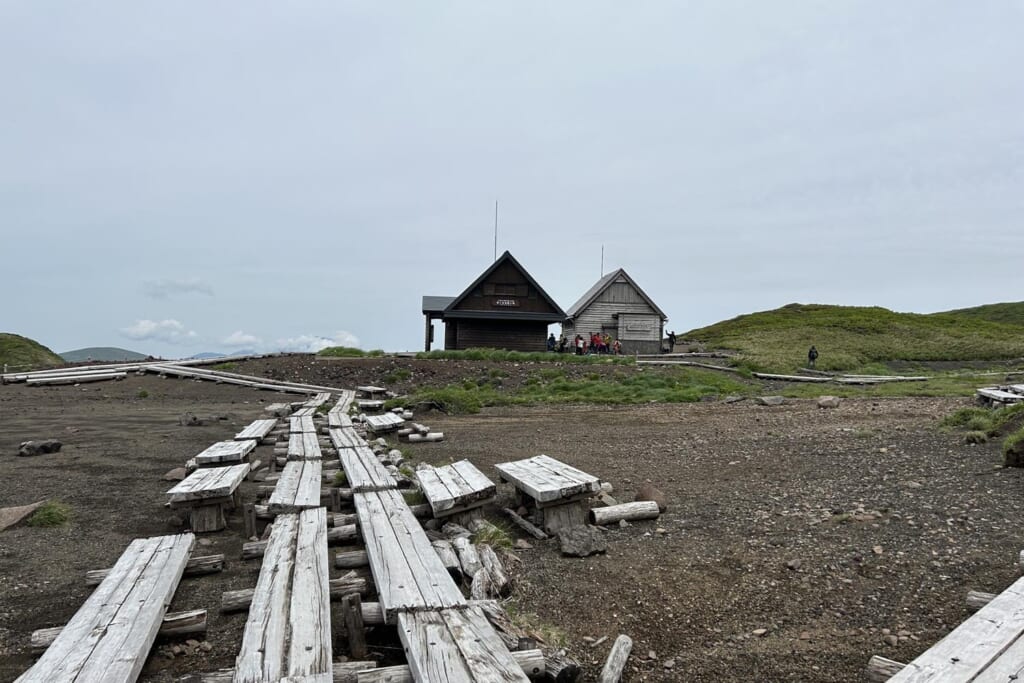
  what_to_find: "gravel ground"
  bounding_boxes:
[1,358,1021,682]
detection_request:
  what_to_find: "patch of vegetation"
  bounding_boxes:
[943,301,1024,327]
[333,471,348,486]
[504,602,569,647]
[318,347,385,358]
[402,490,426,505]
[1003,427,1024,467]
[26,501,72,528]
[415,348,633,365]
[0,333,63,371]
[684,303,1024,373]
[776,373,1005,400]
[990,403,1024,436]
[211,361,239,371]
[964,431,988,444]
[471,522,514,550]
[137,389,149,399]
[383,368,412,384]
[316,403,332,415]
[940,407,993,430]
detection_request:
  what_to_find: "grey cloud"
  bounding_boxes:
[143,278,214,300]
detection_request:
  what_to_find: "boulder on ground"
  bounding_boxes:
[634,482,667,512]
[557,525,608,557]
[163,467,188,481]
[0,500,46,531]
[817,396,841,409]
[18,439,62,457]
[179,413,205,426]
[756,396,785,406]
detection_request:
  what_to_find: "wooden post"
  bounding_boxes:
[341,594,368,659]
[243,504,257,539]
[597,635,632,683]
[865,655,906,682]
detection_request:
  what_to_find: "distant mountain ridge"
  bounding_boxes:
[1,333,64,370]
[60,347,151,362]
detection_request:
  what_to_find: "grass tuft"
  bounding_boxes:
[1004,427,1024,467]
[415,348,634,365]
[472,522,514,550]
[403,490,426,506]
[317,346,384,358]
[333,471,348,486]
[964,430,988,444]
[27,501,72,527]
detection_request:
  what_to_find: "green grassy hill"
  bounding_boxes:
[0,333,64,371]
[684,303,1024,373]
[60,346,149,362]
[941,302,1024,327]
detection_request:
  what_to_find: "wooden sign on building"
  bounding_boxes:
[562,268,668,354]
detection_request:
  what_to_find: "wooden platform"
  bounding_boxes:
[354,489,466,623]
[167,463,250,532]
[328,410,352,429]
[234,419,277,441]
[494,454,601,506]
[288,432,322,460]
[356,399,385,411]
[329,428,365,450]
[356,385,387,398]
[291,406,317,418]
[16,533,194,683]
[418,460,496,519]
[234,508,331,683]
[885,574,1024,681]
[364,412,405,433]
[338,446,397,492]
[268,460,323,514]
[977,387,1024,405]
[290,414,317,434]
[194,440,256,467]
[396,606,530,683]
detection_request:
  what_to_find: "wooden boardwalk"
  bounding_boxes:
[234,419,277,441]
[268,460,323,514]
[418,460,496,518]
[17,534,194,683]
[337,444,397,492]
[194,440,256,467]
[287,432,322,460]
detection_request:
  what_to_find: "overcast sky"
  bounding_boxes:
[2,2,1021,357]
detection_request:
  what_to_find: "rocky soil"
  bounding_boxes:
[1,357,1021,682]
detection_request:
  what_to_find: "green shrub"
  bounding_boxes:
[211,361,239,371]
[383,368,412,384]
[137,389,149,399]
[471,522,514,550]
[990,403,1024,436]
[964,431,988,444]
[27,501,71,527]
[333,471,348,486]
[318,346,370,358]
[940,408,993,431]
[1004,428,1024,467]
[403,490,426,505]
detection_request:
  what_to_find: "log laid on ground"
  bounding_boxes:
[221,572,368,612]
[451,535,482,578]
[501,507,548,540]
[966,590,997,610]
[470,567,494,600]
[431,539,462,581]
[864,655,906,682]
[335,549,369,569]
[85,554,225,585]
[477,544,511,597]
[32,609,206,652]
[442,522,472,538]
[589,501,660,526]
[241,524,357,559]
[597,635,633,683]
[355,650,544,683]
[406,432,444,443]
[544,649,583,683]
[179,660,378,683]
[341,593,368,659]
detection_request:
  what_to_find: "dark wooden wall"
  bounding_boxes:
[447,261,560,316]
[444,320,548,352]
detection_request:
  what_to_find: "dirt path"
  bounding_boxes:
[1,366,1020,682]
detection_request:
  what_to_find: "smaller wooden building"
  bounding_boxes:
[422,251,565,352]
[562,268,668,354]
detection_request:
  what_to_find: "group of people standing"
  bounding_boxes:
[547,332,622,355]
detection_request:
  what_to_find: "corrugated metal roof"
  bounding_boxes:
[422,296,456,313]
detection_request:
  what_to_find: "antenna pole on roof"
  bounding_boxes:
[493,200,498,262]
[601,244,604,276]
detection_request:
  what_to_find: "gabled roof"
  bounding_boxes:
[565,268,667,320]
[422,296,456,314]
[443,251,566,321]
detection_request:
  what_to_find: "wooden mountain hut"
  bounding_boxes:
[562,268,668,354]
[421,251,566,352]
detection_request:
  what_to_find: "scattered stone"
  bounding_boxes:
[619,519,630,528]
[17,439,63,457]
[723,395,747,404]
[817,396,841,409]
[786,559,802,571]
[179,413,205,427]
[198,538,213,547]
[872,545,884,555]
[163,467,188,481]
[634,481,667,512]
[663,659,675,669]
[883,635,898,647]
[799,631,811,640]
[0,500,46,531]
[655,527,667,535]
[514,539,533,550]
[557,525,608,557]
[648,650,657,660]
[752,628,768,637]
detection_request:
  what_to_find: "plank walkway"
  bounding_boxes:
[337,444,397,492]
[268,460,323,514]
[234,419,277,441]
[494,454,601,506]
[16,534,194,683]
[354,489,466,623]
[195,440,256,466]
[329,428,364,450]
[235,508,331,683]
[364,412,405,433]
[290,415,317,433]
[418,460,496,518]
[288,432,322,460]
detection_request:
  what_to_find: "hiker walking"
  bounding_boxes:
[666,330,677,353]
[808,345,819,369]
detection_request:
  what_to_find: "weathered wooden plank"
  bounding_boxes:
[167,464,250,503]
[17,533,194,683]
[268,460,323,513]
[329,428,366,451]
[396,606,530,682]
[419,460,496,517]
[888,575,1024,682]
[338,447,397,492]
[288,431,323,460]
[494,454,600,504]
[234,419,278,441]
[287,508,332,680]
[290,414,318,434]
[354,490,465,622]
[26,372,128,385]
[194,440,256,466]
[328,410,353,429]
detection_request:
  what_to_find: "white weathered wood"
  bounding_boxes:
[86,554,224,585]
[193,440,257,466]
[865,655,906,682]
[167,464,250,503]
[356,650,543,683]
[338,446,397,492]
[500,507,548,540]
[597,635,633,683]
[16,533,194,683]
[356,399,385,411]
[888,574,1024,681]
[418,460,497,518]
[364,412,405,433]
[354,489,465,622]
[234,419,278,441]
[395,607,531,683]
[451,536,483,578]
[190,660,376,683]
[268,460,323,513]
[329,410,354,429]
[431,540,462,581]
[288,431,323,460]
[290,414,318,434]
[32,609,207,652]
[329,428,366,450]
[477,544,511,597]
[590,501,660,525]
[222,572,367,612]
[26,372,128,385]
[234,508,332,683]
[494,454,601,505]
